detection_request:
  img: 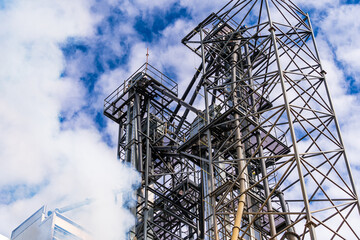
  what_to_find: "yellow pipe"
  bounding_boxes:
[231,184,246,240]
[230,35,248,240]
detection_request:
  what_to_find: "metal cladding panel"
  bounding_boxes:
[0,234,9,240]
[10,207,92,240]
[11,206,46,240]
[53,213,92,240]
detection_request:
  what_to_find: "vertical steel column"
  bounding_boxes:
[307,14,360,214]
[264,1,317,239]
[143,100,151,240]
[200,28,219,240]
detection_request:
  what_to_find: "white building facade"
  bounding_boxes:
[11,206,92,240]
[0,234,9,240]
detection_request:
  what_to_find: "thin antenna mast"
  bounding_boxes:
[145,47,149,71]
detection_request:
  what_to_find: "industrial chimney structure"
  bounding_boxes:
[104,0,360,239]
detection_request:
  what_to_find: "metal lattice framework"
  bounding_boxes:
[104,0,360,239]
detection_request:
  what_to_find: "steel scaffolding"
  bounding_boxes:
[104,0,360,239]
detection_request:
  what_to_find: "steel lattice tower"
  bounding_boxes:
[104,0,360,239]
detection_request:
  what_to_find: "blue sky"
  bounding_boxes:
[58,1,193,146]
[0,0,360,239]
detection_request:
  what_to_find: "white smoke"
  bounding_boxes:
[0,0,139,239]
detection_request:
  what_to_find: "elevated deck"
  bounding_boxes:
[104,63,178,124]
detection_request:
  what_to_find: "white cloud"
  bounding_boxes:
[312,3,360,177]
[0,0,98,42]
[319,4,360,86]
[294,0,340,8]
[0,0,139,239]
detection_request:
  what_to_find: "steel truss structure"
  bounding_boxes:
[104,0,360,239]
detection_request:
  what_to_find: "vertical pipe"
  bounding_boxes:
[143,100,151,240]
[245,42,278,239]
[230,36,249,240]
[125,104,132,164]
[135,93,143,172]
[125,98,136,239]
[200,28,219,240]
[257,133,278,238]
[264,1,317,239]
[117,123,123,160]
[199,172,205,240]
[278,192,296,235]
[307,14,360,214]
[134,92,144,239]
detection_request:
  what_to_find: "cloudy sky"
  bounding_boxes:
[0,0,359,239]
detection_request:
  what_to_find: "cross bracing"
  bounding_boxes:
[104,0,360,239]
